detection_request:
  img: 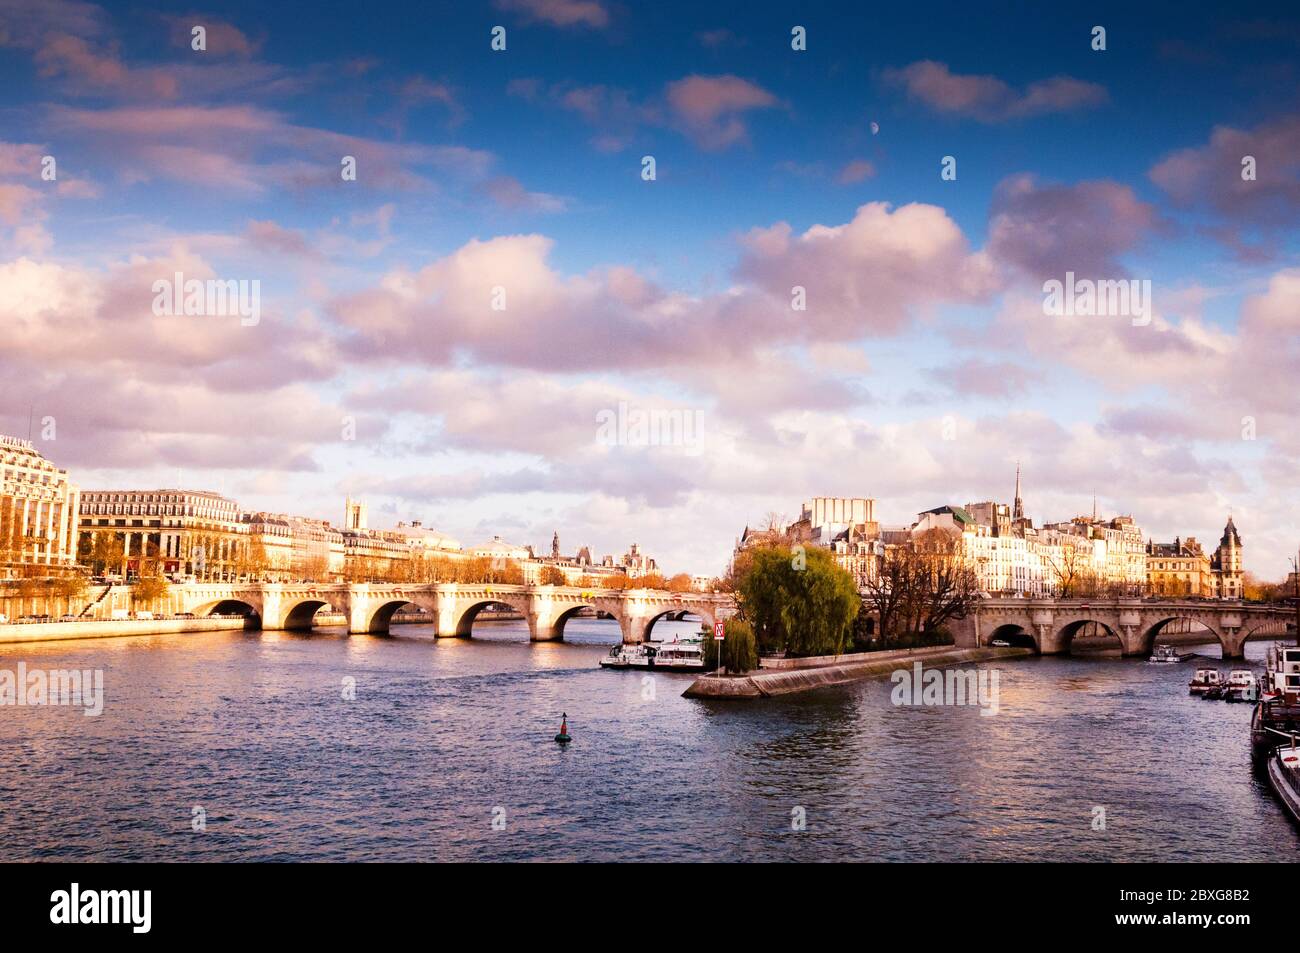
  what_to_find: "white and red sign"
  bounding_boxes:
[713,621,725,641]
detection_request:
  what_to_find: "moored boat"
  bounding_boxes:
[1149,644,1190,663]
[1188,668,1222,696]
[1262,644,1300,701]
[600,638,704,672]
[1223,670,1260,703]
[1266,739,1300,824]
[1251,644,1300,754]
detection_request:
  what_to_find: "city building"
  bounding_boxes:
[468,536,532,562]
[616,542,658,578]
[344,497,368,531]
[242,512,294,579]
[79,488,248,580]
[391,521,463,559]
[742,474,1154,598]
[1212,517,1244,599]
[1146,536,1214,595]
[0,435,81,576]
[1146,518,1243,598]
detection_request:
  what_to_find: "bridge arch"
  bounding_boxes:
[642,607,704,641]
[988,622,1038,651]
[449,596,531,638]
[1240,617,1294,642]
[282,598,333,631]
[1140,615,1227,658]
[1056,618,1124,656]
[361,599,412,635]
[354,595,440,635]
[545,602,614,640]
[193,598,260,619]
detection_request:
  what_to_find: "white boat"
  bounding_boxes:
[1262,644,1300,701]
[1266,741,1300,824]
[600,638,704,672]
[1188,668,1222,696]
[1223,670,1260,703]
[1148,645,1190,663]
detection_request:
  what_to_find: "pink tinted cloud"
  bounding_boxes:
[332,202,993,375]
[509,79,660,152]
[837,159,875,184]
[36,32,179,99]
[494,0,609,28]
[479,176,567,213]
[665,74,779,148]
[0,250,337,387]
[986,174,1158,280]
[164,14,261,57]
[737,201,996,336]
[48,104,494,194]
[883,60,1107,122]
[1149,115,1300,258]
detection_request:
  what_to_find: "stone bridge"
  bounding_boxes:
[175,582,736,644]
[952,597,1296,659]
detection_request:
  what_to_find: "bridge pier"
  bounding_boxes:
[1221,627,1246,660]
[435,604,465,638]
[526,595,566,642]
[618,614,655,645]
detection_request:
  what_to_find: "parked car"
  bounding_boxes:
[59,614,78,622]
[133,611,154,620]
[0,614,8,624]
[175,612,195,619]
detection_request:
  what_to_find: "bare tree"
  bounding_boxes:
[863,529,978,646]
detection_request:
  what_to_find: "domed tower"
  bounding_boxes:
[1215,516,1243,598]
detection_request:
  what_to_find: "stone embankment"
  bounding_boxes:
[682,645,1034,699]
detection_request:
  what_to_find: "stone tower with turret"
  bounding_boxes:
[1212,516,1243,599]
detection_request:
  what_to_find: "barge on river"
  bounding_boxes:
[600,638,704,672]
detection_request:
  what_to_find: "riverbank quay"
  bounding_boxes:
[0,616,248,646]
[682,645,1034,699]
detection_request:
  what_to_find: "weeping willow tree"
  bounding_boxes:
[733,545,860,657]
[701,618,758,673]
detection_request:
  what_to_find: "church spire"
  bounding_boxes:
[1012,461,1023,521]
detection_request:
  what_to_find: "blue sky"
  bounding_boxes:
[1,0,1298,575]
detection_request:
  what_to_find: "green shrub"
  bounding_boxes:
[701,618,757,673]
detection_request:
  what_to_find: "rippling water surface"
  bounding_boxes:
[1,622,1296,862]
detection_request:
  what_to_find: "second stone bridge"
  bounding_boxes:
[953,597,1295,659]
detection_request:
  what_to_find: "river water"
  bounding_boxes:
[1,621,1297,862]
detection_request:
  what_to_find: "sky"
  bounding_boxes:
[1,0,1299,578]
